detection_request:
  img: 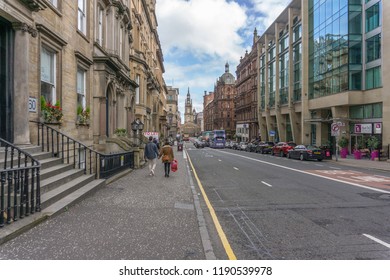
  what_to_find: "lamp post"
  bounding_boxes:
[131,118,144,146]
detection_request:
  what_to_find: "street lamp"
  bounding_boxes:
[131,118,144,146]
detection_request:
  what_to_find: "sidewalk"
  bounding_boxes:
[0,146,214,260]
[331,156,390,172]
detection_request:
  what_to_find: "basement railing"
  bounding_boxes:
[31,121,134,179]
[0,138,41,227]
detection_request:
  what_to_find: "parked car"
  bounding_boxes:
[246,141,259,152]
[256,141,275,154]
[287,145,324,161]
[272,142,296,157]
[193,139,204,148]
[238,142,248,151]
[231,141,238,150]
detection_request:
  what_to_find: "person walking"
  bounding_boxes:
[153,138,160,150]
[144,136,159,176]
[159,140,174,177]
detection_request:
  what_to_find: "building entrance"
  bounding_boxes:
[0,19,14,143]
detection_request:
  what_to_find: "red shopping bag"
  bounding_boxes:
[171,159,178,172]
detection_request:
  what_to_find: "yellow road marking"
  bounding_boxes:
[186,150,237,260]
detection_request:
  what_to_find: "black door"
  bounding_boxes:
[0,18,14,143]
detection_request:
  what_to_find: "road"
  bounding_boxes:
[186,144,390,260]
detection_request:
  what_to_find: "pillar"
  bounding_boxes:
[12,23,36,145]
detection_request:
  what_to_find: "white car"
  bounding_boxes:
[238,142,248,151]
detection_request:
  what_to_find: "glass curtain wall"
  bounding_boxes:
[365,1,382,90]
[293,20,302,102]
[309,0,352,98]
[279,34,289,105]
[268,45,276,107]
[260,55,266,110]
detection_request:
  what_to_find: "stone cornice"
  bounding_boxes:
[20,0,47,12]
[36,24,67,47]
[12,22,38,37]
[75,51,93,67]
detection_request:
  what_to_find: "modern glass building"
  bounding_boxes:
[257,0,388,155]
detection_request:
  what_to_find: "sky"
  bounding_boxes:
[156,0,292,119]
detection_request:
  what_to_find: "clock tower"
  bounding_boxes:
[184,87,193,123]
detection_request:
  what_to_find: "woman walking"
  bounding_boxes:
[159,140,174,177]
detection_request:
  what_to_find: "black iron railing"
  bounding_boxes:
[31,121,134,179]
[0,138,41,227]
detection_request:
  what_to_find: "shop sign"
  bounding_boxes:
[374,123,382,134]
[269,130,276,137]
[143,132,159,139]
[354,124,372,134]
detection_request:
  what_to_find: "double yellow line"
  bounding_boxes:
[186,150,237,260]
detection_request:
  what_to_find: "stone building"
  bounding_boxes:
[181,88,200,136]
[166,85,180,139]
[0,0,168,152]
[93,0,137,148]
[257,0,389,154]
[203,63,237,139]
[235,29,259,142]
[203,91,214,132]
[130,0,167,138]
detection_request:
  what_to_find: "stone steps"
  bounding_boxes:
[0,145,106,245]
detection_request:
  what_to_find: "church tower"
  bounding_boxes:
[184,88,193,123]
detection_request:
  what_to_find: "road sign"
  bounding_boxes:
[331,123,340,136]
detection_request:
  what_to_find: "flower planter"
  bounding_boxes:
[371,150,379,161]
[353,150,362,160]
[340,147,348,158]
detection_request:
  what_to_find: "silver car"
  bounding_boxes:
[238,142,248,151]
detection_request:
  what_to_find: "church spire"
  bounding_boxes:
[254,27,258,45]
[225,62,229,73]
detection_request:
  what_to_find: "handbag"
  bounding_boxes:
[171,159,178,172]
[162,154,169,162]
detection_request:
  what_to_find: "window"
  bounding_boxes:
[311,124,316,145]
[78,0,86,34]
[77,68,86,109]
[119,25,123,59]
[41,47,56,104]
[293,24,301,42]
[366,66,381,89]
[366,2,381,33]
[135,75,140,104]
[49,0,58,7]
[97,5,103,45]
[366,34,381,62]
[350,103,382,119]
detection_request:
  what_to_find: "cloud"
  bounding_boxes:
[157,0,247,62]
[249,0,292,32]
[155,0,291,121]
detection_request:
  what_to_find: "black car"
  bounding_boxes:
[246,141,259,152]
[231,141,238,150]
[194,139,204,148]
[287,145,324,161]
[256,141,275,154]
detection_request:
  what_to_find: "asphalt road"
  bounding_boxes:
[186,144,390,260]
